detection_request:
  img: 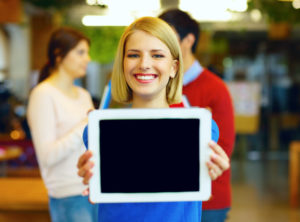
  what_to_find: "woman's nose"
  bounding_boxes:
[85,53,91,62]
[86,54,91,62]
[139,55,151,71]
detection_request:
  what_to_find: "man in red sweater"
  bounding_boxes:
[159,9,235,222]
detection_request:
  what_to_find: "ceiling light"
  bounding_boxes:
[250,9,262,22]
[179,0,244,22]
[86,0,97,5]
[292,0,300,9]
[82,15,134,26]
[228,0,248,12]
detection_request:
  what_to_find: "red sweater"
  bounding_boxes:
[182,68,235,210]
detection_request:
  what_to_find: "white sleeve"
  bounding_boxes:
[27,88,87,168]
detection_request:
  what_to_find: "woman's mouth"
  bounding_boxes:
[134,74,157,82]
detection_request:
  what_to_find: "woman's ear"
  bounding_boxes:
[54,48,62,65]
[170,59,179,78]
[55,56,61,66]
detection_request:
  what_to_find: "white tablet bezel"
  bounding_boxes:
[88,108,212,203]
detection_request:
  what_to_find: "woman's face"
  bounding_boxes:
[59,40,90,79]
[123,30,178,103]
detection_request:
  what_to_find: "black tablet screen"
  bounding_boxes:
[99,118,200,193]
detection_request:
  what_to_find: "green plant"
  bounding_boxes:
[23,0,83,9]
[78,26,125,64]
[248,0,300,24]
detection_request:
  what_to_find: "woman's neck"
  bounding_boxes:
[46,70,78,99]
[131,94,169,109]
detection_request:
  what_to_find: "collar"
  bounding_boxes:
[183,60,203,86]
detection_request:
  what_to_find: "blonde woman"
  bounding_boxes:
[77,17,229,222]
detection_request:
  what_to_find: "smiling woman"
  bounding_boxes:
[123,30,178,106]
[77,16,230,222]
[111,16,183,107]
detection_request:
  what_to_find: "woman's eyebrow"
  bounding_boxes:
[126,49,140,52]
[125,49,168,54]
[151,49,167,53]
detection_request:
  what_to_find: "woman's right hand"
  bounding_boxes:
[77,150,94,185]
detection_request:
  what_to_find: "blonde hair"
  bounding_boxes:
[111,16,183,105]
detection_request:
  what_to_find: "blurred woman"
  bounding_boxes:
[27,27,97,222]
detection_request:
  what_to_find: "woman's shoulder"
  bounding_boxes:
[29,81,54,98]
[27,82,55,111]
[75,85,88,93]
[75,86,92,99]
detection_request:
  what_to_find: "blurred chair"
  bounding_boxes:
[289,141,300,207]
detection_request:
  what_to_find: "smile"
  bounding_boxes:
[134,74,157,81]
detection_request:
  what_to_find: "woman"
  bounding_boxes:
[27,27,97,222]
[77,17,229,222]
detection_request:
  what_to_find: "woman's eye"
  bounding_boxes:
[77,50,85,55]
[127,54,139,58]
[153,54,164,58]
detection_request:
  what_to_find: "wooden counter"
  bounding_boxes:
[0,178,50,222]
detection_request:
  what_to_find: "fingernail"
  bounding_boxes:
[208,141,215,146]
[206,160,212,166]
[88,161,94,168]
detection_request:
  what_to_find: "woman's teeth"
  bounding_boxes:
[136,75,155,80]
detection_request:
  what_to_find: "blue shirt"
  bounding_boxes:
[97,201,202,222]
[82,120,219,222]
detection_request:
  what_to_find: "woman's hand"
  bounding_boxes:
[206,140,230,180]
[77,150,94,185]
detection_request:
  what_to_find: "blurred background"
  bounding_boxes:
[0,0,300,221]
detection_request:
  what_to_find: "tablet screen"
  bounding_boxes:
[99,119,200,193]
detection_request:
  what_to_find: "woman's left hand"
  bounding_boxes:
[206,140,230,180]
[77,150,94,185]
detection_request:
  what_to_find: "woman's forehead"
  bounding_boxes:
[125,30,170,52]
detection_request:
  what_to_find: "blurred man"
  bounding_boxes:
[159,9,235,222]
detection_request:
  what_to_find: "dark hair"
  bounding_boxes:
[38,27,90,83]
[159,9,200,53]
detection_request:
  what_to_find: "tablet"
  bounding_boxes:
[88,108,212,203]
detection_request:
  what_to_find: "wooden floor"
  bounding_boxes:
[228,157,300,222]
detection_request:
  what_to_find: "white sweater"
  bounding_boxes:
[27,82,94,198]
